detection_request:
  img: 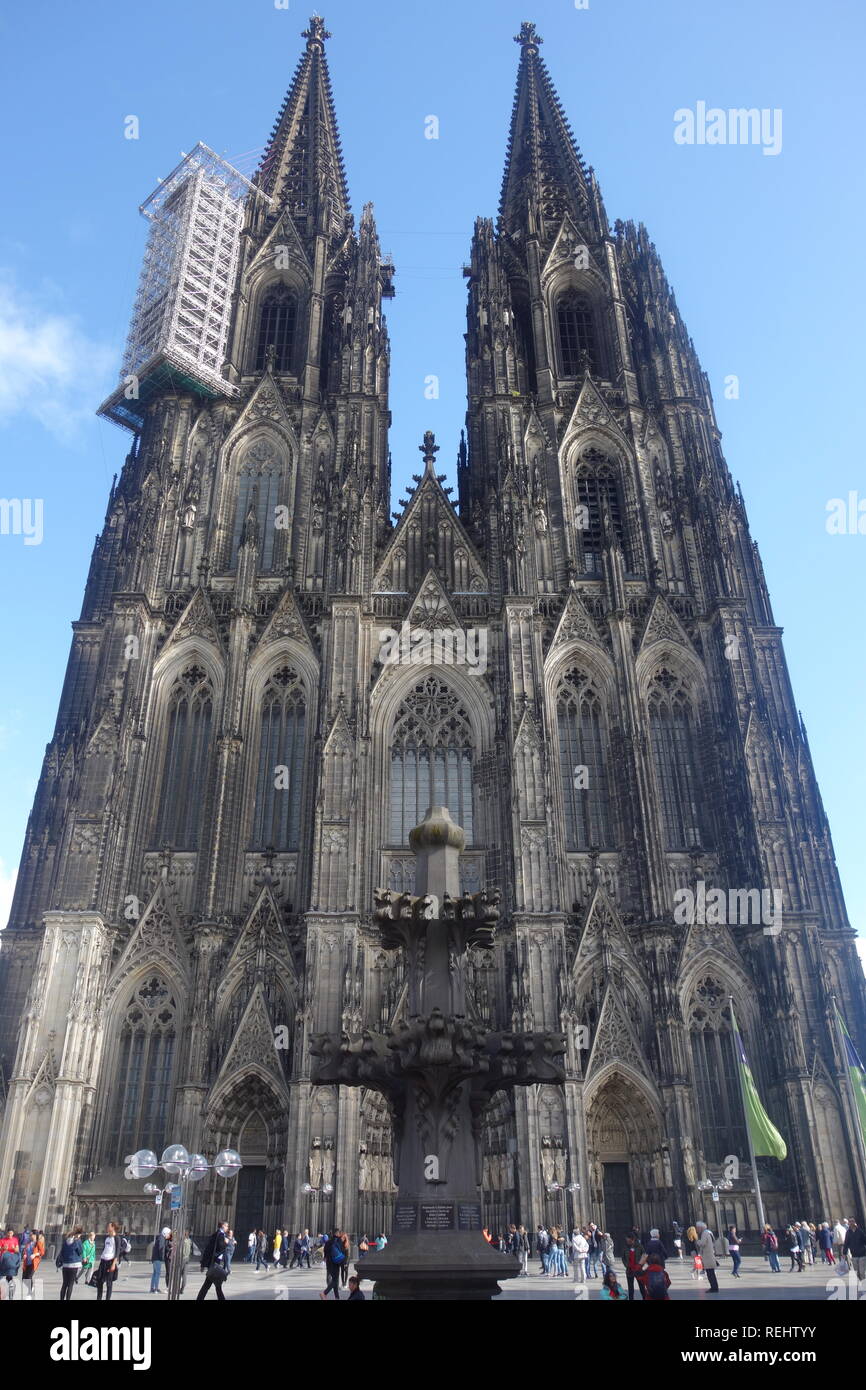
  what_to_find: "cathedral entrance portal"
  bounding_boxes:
[234,1166,266,1243]
[586,1071,670,1239]
[602,1163,633,1236]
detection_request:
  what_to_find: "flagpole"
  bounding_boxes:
[730,996,766,1232]
[830,993,866,1200]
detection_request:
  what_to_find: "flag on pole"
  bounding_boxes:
[835,1003,866,1148]
[730,1002,787,1160]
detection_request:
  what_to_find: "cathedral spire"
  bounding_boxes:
[499,20,593,236]
[257,13,350,238]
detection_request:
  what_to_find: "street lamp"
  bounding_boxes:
[546,1181,581,1238]
[302,1183,334,1244]
[697,1178,733,1233]
[125,1145,242,1299]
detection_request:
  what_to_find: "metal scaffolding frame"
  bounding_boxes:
[99,143,265,430]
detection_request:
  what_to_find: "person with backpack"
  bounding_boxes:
[0,1228,21,1300]
[197,1221,230,1301]
[150,1226,171,1293]
[117,1230,132,1272]
[21,1229,44,1298]
[320,1228,345,1299]
[642,1255,672,1301]
[761,1224,781,1272]
[56,1228,84,1301]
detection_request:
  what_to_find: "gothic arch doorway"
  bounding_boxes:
[585,1071,671,1239]
[198,1073,288,1241]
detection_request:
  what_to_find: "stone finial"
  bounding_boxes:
[419,429,440,475]
[303,14,331,49]
[514,21,543,51]
[409,805,465,899]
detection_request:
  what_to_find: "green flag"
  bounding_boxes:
[835,1004,866,1149]
[730,1002,787,1161]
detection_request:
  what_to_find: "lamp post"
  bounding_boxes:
[126,1146,242,1300]
[697,1178,733,1235]
[301,1183,333,1244]
[546,1181,581,1245]
[143,1181,174,1254]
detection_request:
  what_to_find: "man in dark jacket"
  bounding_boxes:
[319,1229,344,1300]
[197,1222,230,1301]
[150,1228,171,1293]
[621,1233,646,1301]
[843,1220,866,1280]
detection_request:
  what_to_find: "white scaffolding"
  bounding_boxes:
[99,143,263,429]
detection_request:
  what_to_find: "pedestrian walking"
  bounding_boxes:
[696,1222,720,1293]
[197,1221,230,1301]
[21,1229,45,1298]
[0,1228,20,1301]
[818,1222,835,1264]
[320,1229,345,1300]
[56,1228,84,1301]
[786,1226,803,1272]
[93,1224,120,1302]
[516,1224,530,1275]
[645,1228,667,1266]
[246,1230,256,1263]
[254,1229,269,1271]
[587,1224,603,1278]
[761,1224,781,1273]
[832,1219,847,1266]
[338,1229,351,1286]
[536,1225,551,1274]
[843,1219,866,1280]
[225,1229,236,1271]
[727,1225,742,1278]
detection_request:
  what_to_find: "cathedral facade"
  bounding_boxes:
[1,18,864,1244]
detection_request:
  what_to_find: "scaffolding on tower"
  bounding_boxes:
[98,142,268,431]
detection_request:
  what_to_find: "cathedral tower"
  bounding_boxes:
[0,18,863,1243]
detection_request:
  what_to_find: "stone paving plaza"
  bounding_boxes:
[4,1254,851,1302]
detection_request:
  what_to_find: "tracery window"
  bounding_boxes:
[113,976,177,1164]
[647,668,704,850]
[156,665,213,849]
[575,450,625,574]
[230,438,285,571]
[254,284,297,373]
[389,676,474,846]
[557,290,596,376]
[688,978,748,1165]
[252,666,306,851]
[556,668,614,850]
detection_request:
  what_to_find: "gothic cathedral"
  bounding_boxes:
[1,18,864,1243]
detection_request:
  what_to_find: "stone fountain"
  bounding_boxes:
[310,806,566,1300]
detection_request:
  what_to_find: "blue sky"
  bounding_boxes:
[0,0,863,959]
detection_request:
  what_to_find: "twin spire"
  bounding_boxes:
[259,17,595,242]
[257,13,350,238]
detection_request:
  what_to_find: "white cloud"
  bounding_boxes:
[0,272,114,440]
[0,858,17,931]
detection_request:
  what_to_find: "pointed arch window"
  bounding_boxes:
[556,668,614,850]
[231,438,285,571]
[252,666,306,851]
[112,976,177,1164]
[688,978,748,1164]
[557,290,596,376]
[389,676,474,846]
[648,669,704,849]
[575,450,625,574]
[156,665,213,849]
[254,284,297,373]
